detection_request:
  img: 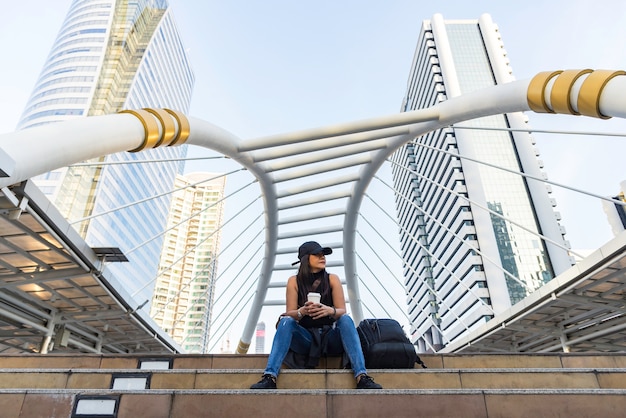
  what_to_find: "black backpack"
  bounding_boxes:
[357,318,427,369]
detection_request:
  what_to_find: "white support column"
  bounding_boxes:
[39,312,58,354]
[559,331,571,353]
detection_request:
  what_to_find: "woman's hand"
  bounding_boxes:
[304,301,331,319]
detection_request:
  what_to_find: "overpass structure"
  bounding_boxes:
[0,69,625,354]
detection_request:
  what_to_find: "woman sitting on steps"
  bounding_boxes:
[250,241,382,390]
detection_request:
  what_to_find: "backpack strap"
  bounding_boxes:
[415,355,428,368]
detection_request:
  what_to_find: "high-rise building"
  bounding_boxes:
[150,172,226,353]
[391,14,573,352]
[255,322,266,354]
[16,0,194,305]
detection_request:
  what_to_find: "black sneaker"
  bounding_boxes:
[250,374,277,389]
[356,374,382,389]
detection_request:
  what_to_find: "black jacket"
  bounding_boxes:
[283,324,350,369]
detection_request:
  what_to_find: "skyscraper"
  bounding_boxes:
[391,14,573,352]
[16,0,194,305]
[255,322,266,354]
[150,172,226,353]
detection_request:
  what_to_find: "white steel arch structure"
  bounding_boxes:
[1,69,625,354]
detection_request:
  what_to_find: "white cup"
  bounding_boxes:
[307,292,321,304]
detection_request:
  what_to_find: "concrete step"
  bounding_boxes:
[1,367,625,390]
[2,352,626,370]
[2,353,626,417]
[2,388,626,418]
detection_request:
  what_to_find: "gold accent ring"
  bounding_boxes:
[577,70,626,119]
[144,108,177,147]
[236,340,251,354]
[164,109,191,146]
[550,69,593,115]
[120,109,162,153]
[527,70,562,113]
[120,108,190,151]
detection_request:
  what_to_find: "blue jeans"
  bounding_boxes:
[264,315,367,379]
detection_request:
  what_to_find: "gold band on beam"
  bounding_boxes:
[236,339,250,354]
[164,108,191,146]
[527,70,562,113]
[577,70,626,119]
[120,108,190,152]
[120,109,161,152]
[550,69,593,115]
[143,108,177,147]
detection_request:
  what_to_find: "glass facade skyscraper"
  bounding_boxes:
[150,173,226,353]
[17,0,194,305]
[392,14,573,351]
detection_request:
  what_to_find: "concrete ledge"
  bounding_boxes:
[1,367,625,390]
[2,388,626,418]
[2,352,626,370]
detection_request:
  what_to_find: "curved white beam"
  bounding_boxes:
[185,120,281,354]
[0,114,147,186]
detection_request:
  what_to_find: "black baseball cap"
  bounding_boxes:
[291,241,332,266]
